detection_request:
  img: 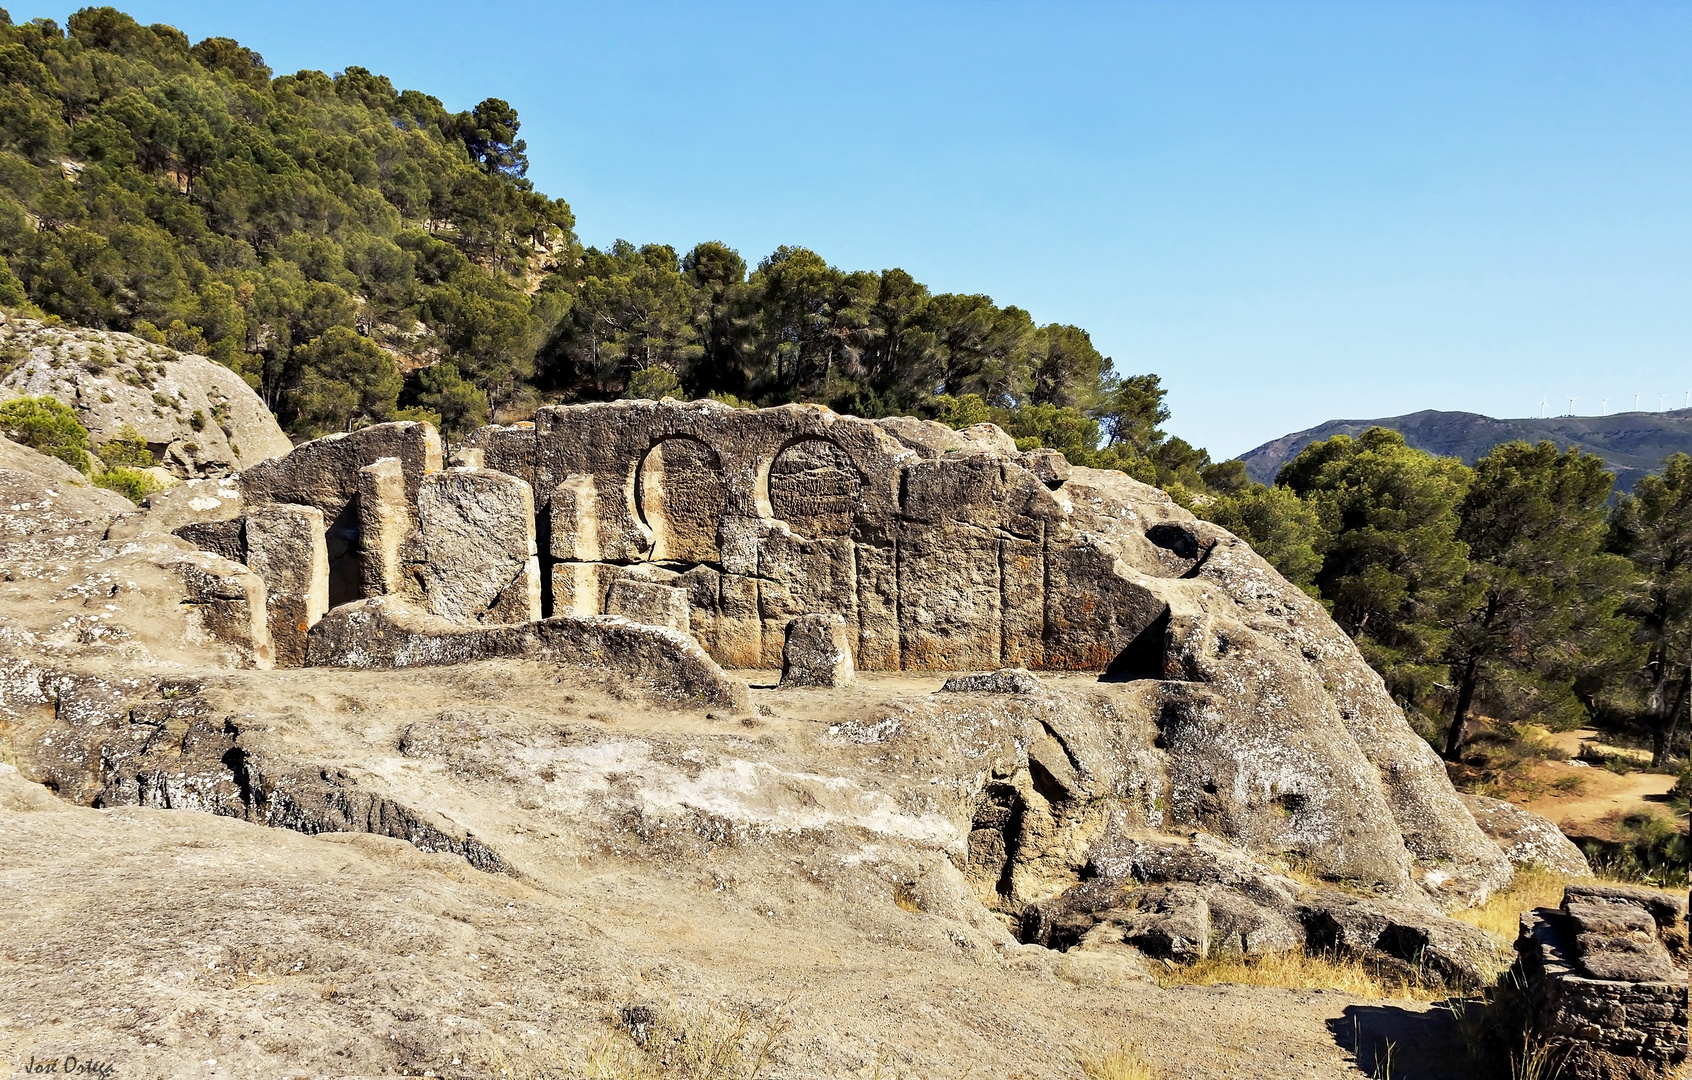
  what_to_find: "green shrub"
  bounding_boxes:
[0,395,91,472]
[624,365,681,401]
[97,425,154,468]
[93,466,162,503]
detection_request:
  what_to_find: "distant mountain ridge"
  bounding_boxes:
[1240,408,1692,491]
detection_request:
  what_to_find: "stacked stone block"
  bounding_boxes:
[1516,885,1688,1080]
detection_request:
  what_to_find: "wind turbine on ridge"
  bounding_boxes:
[1602,398,1610,415]
[1568,396,1577,417]
[1538,396,1548,418]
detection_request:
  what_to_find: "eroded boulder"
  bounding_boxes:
[0,314,291,476]
[780,614,855,687]
[1458,793,1591,877]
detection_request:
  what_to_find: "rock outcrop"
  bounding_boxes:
[1459,793,1592,877]
[158,399,1512,908]
[0,313,292,476]
[305,595,748,713]
[1022,832,1498,989]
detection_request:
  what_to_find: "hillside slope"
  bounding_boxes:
[1241,408,1692,490]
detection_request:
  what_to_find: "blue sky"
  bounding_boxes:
[27,1,1692,458]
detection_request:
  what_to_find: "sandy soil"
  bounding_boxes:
[1513,729,1679,841]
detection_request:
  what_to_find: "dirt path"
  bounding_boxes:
[1515,729,1679,839]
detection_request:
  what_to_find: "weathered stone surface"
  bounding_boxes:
[640,435,728,561]
[173,517,246,564]
[1458,793,1592,877]
[1515,890,1688,1080]
[1022,830,1491,987]
[240,421,441,606]
[305,596,748,712]
[550,560,622,618]
[549,475,600,561]
[1564,885,1689,957]
[356,458,411,598]
[1018,448,1071,489]
[238,398,1510,908]
[447,447,484,469]
[245,504,329,667]
[0,314,293,476]
[168,550,273,668]
[780,614,854,687]
[114,476,244,542]
[943,668,1042,694]
[874,416,1019,459]
[605,579,690,632]
[410,468,539,625]
[1300,891,1497,989]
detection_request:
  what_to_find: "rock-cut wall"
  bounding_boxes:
[169,399,1515,906]
[467,399,1167,672]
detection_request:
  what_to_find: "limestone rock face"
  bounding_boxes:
[153,399,1510,907]
[168,550,273,668]
[604,579,690,632]
[410,468,539,625]
[1458,794,1591,877]
[240,421,441,606]
[780,614,855,687]
[245,504,329,667]
[0,313,291,476]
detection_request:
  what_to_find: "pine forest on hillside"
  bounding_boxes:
[0,6,1686,813]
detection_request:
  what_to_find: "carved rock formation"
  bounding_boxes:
[163,399,1515,907]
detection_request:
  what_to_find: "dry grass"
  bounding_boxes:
[1450,865,1572,945]
[1153,949,1443,1001]
[1073,1043,1161,1080]
[892,881,922,913]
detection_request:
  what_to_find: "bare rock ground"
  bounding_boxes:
[0,424,1497,1079]
[0,697,1470,1080]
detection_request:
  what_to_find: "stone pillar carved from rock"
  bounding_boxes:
[896,456,1007,670]
[716,573,762,668]
[852,542,900,670]
[244,503,329,667]
[413,468,540,625]
[357,457,412,599]
[170,552,274,669]
[549,475,600,563]
[755,521,856,668]
[677,564,721,653]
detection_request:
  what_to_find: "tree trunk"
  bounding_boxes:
[1442,658,1480,761]
[1650,666,1689,768]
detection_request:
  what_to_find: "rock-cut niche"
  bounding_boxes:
[767,437,862,538]
[636,436,727,563]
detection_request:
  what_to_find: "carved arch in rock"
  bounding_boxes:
[765,436,864,538]
[635,435,727,563]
